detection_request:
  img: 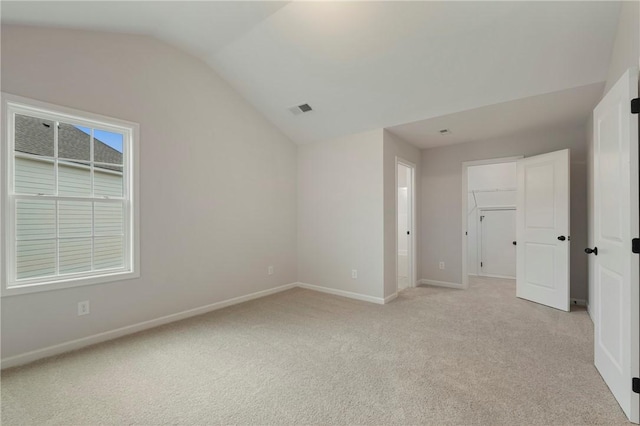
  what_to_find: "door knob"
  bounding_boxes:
[557,235,566,241]
[585,247,598,255]
[512,241,517,245]
[406,231,410,235]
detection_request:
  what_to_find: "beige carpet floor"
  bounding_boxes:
[1,277,629,425]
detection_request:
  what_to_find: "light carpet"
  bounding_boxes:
[1,277,629,425]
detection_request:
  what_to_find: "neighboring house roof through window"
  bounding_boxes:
[15,115,123,170]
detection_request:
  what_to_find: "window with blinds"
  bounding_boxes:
[2,95,139,294]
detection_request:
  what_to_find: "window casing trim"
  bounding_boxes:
[1,93,140,297]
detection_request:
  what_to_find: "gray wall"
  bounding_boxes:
[297,129,385,298]
[1,25,298,359]
[603,0,640,93]
[419,123,589,300]
[383,130,421,298]
[297,129,420,301]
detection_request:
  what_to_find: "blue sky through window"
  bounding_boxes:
[75,126,123,154]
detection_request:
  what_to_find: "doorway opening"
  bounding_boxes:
[397,159,416,292]
[462,152,572,312]
[462,157,521,289]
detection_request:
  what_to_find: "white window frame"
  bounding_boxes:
[1,93,140,296]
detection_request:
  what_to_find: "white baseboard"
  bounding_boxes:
[478,273,516,280]
[571,298,587,307]
[3,281,398,369]
[418,279,465,289]
[1,282,298,370]
[384,293,398,304]
[297,282,385,305]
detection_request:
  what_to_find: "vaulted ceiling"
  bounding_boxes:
[2,1,621,146]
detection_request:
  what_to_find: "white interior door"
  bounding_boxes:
[592,67,639,423]
[480,209,516,279]
[397,187,410,290]
[516,149,570,311]
[397,162,414,291]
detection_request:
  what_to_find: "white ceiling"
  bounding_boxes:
[388,82,605,149]
[1,2,289,56]
[2,1,621,146]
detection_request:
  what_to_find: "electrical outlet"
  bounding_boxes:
[439,261,445,270]
[268,266,274,275]
[77,300,90,316]
[351,269,358,279]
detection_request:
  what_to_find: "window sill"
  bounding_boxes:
[1,270,140,297]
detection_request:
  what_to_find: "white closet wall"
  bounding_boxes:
[467,162,517,275]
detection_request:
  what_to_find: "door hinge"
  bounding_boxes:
[480,262,483,267]
[632,98,640,114]
[633,377,640,394]
[633,238,639,254]
[480,215,484,222]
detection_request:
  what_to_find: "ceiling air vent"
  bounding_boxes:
[288,103,313,115]
[439,128,452,135]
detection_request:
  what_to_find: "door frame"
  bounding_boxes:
[462,156,522,289]
[396,157,417,292]
[478,206,516,279]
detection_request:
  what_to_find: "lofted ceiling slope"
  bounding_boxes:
[1,1,289,57]
[1,1,621,146]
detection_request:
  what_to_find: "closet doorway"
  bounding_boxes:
[462,157,521,288]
